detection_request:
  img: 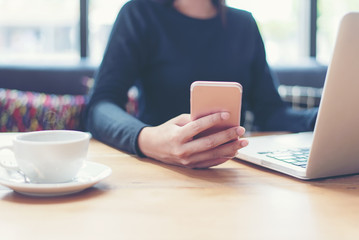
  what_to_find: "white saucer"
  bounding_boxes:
[0,162,112,197]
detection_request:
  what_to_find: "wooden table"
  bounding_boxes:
[1,136,359,240]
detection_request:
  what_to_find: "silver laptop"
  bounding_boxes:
[235,12,359,180]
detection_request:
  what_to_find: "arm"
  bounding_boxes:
[87,101,249,168]
[85,2,149,155]
[86,100,148,155]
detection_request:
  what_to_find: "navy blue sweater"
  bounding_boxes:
[85,0,317,155]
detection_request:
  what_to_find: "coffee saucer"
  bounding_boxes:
[0,162,112,197]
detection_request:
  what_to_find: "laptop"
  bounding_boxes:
[235,12,359,180]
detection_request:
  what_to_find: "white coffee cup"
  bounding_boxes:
[0,130,91,183]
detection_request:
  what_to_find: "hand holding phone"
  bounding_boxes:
[190,81,242,137]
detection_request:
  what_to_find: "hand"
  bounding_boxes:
[137,112,248,168]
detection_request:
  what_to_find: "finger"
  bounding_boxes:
[239,138,249,148]
[181,112,230,141]
[174,138,248,168]
[183,139,243,167]
[201,139,243,160]
[183,126,245,153]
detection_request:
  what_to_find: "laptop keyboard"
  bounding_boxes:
[257,147,310,168]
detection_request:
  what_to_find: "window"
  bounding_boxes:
[227,0,306,64]
[0,0,79,63]
[317,0,359,63]
[0,0,358,65]
[88,0,128,63]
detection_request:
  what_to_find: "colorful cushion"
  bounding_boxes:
[0,88,87,132]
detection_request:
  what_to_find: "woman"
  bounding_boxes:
[85,0,317,168]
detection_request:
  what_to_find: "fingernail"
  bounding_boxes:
[236,126,245,135]
[221,112,230,120]
[241,140,249,147]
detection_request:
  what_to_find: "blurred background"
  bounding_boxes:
[0,0,358,66]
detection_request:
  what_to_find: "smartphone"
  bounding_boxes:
[190,81,243,138]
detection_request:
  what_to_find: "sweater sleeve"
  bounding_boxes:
[246,15,317,132]
[84,2,149,155]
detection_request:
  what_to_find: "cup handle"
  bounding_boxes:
[0,145,19,171]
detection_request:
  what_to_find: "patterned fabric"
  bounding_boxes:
[0,88,87,132]
[278,85,322,110]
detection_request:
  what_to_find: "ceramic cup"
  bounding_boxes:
[0,130,91,183]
